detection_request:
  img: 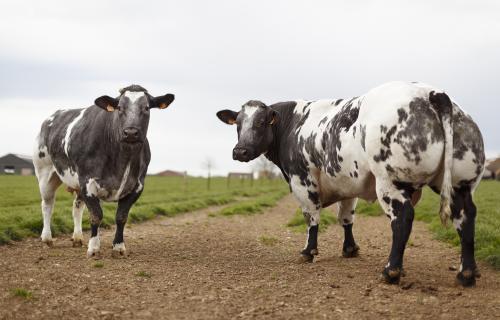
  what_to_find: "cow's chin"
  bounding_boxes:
[234,152,260,163]
[120,139,144,149]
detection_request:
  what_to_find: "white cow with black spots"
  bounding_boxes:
[217,81,485,287]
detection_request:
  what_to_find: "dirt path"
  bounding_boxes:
[0,195,499,320]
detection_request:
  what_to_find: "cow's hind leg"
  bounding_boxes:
[451,185,479,287]
[338,198,360,258]
[112,189,142,258]
[37,170,62,246]
[376,179,416,284]
[71,194,85,247]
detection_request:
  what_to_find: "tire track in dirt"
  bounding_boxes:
[0,195,499,319]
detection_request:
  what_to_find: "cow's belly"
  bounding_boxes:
[318,169,377,207]
[57,168,80,190]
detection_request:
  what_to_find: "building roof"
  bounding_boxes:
[0,153,34,169]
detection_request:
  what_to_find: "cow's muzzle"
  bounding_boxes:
[233,147,251,162]
[122,127,142,143]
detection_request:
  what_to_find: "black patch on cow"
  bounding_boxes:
[373,125,397,162]
[320,98,360,176]
[393,97,444,164]
[382,196,391,204]
[360,124,366,151]
[38,152,45,158]
[353,171,358,178]
[393,181,416,199]
[334,99,343,106]
[307,190,320,206]
[386,164,395,173]
[450,103,485,177]
[352,125,357,138]
[319,116,328,126]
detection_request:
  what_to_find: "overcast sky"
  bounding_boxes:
[1,0,499,176]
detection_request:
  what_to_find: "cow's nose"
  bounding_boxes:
[233,147,249,160]
[123,127,140,140]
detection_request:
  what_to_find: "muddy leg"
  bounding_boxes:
[112,189,142,258]
[338,198,360,258]
[451,186,479,287]
[377,180,416,284]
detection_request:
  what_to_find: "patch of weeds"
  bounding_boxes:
[136,271,151,278]
[11,288,32,299]
[93,262,104,268]
[258,235,279,246]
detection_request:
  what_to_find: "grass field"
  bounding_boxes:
[0,175,288,244]
[286,180,500,269]
[1,176,499,269]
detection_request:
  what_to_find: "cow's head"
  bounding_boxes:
[94,85,174,144]
[216,100,278,162]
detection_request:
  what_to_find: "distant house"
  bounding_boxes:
[485,157,500,180]
[228,172,253,179]
[0,153,35,175]
[156,170,187,177]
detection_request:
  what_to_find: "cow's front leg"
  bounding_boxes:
[291,176,322,263]
[112,189,142,258]
[81,195,103,258]
[338,198,360,258]
[376,180,415,284]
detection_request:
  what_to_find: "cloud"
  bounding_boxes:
[1,0,499,175]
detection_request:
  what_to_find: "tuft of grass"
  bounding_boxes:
[93,262,104,268]
[136,271,151,278]
[11,288,32,299]
[258,235,279,246]
[217,189,288,216]
[287,208,337,233]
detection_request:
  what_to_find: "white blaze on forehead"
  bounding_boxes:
[63,109,86,157]
[241,106,260,134]
[124,91,146,103]
[243,105,259,118]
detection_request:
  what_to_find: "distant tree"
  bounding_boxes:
[253,155,277,179]
[202,157,216,190]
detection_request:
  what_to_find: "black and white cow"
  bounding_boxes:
[217,81,485,286]
[33,85,174,258]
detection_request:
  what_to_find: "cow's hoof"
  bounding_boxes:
[87,250,102,260]
[381,267,401,284]
[298,249,318,263]
[456,270,477,287]
[111,243,127,259]
[342,244,360,258]
[71,237,83,247]
[41,238,53,247]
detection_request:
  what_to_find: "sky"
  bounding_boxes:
[1,0,499,176]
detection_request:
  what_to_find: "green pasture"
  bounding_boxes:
[0,175,287,244]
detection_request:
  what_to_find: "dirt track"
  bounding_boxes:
[0,195,499,320]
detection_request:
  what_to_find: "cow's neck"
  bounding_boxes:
[265,101,297,181]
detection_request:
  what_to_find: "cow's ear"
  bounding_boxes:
[269,109,278,126]
[151,94,175,109]
[216,110,238,125]
[95,96,119,112]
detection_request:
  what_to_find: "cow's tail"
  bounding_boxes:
[429,91,454,226]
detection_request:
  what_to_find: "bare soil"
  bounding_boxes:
[0,195,499,320]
